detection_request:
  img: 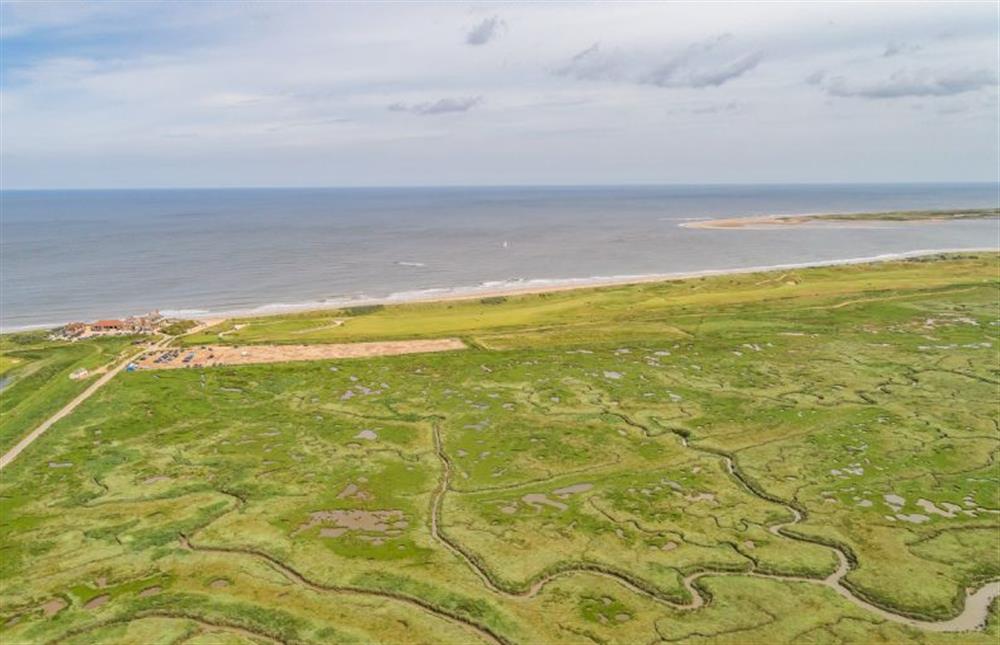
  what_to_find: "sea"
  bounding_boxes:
[1,183,997,330]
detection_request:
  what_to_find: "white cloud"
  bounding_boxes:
[387,96,483,115]
[824,67,997,99]
[465,15,503,46]
[1,2,997,187]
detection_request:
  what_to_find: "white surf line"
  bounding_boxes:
[3,248,996,333]
[180,247,999,322]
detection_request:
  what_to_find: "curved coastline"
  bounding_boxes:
[4,248,996,334]
[177,248,1000,323]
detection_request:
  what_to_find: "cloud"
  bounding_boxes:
[465,16,503,46]
[823,67,997,99]
[641,35,762,88]
[804,70,826,86]
[555,43,623,82]
[201,92,269,108]
[935,103,969,116]
[883,41,921,58]
[557,35,762,89]
[667,100,745,116]
[683,51,763,88]
[3,2,998,187]
[387,96,483,115]
[691,100,744,115]
[642,49,763,88]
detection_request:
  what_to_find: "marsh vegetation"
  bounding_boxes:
[1,253,998,644]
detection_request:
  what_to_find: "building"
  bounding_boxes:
[61,322,87,337]
[51,311,166,341]
[91,319,126,332]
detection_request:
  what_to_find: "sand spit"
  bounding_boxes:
[682,210,998,230]
[136,339,466,370]
[682,213,892,230]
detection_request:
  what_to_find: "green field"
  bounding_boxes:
[0,333,140,454]
[1,253,998,644]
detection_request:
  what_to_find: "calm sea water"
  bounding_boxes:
[2,183,997,330]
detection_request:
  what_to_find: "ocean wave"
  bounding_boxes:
[6,248,995,331]
[159,308,214,318]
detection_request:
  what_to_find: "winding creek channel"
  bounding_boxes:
[430,421,999,634]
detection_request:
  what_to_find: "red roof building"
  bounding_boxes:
[92,320,125,330]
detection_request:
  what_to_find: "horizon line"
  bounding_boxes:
[2,179,997,192]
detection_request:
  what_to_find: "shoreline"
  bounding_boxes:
[682,208,999,230]
[7,248,994,334]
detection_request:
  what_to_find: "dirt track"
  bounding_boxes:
[0,320,218,472]
[0,339,167,471]
[136,338,466,369]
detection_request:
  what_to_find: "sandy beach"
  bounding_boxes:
[179,248,998,325]
[680,213,889,229]
[4,248,995,335]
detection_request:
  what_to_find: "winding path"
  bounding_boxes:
[429,420,1000,633]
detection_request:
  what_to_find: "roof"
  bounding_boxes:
[93,319,124,327]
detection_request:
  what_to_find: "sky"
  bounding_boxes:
[1,1,998,188]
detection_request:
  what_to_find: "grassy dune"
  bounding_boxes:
[1,252,998,644]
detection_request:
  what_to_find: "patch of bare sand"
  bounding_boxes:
[84,594,110,610]
[137,338,466,370]
[553,483,593,498]
[521,493,568,511]
[42,598,66,617]
[297,509,407,541]
[681,214,897,230]
[143,475,170,485]
[337,483,373,501]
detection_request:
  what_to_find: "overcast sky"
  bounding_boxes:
[1,1,997,188]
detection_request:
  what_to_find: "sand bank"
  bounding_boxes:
[681,213,886,229]
[135,338,466,369]
[683,209,998,230]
